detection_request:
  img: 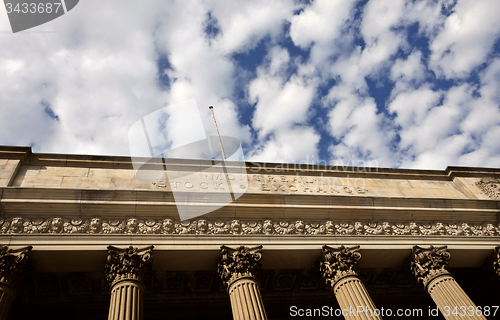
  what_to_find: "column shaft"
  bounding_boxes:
[333,275,382,320]
[427,275,486,320]
[228,278,267,320]
[108,280,143,320]
[218,245,267,320]
[320,245,382,320]
[0,283,15,320]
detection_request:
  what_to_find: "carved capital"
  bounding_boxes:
[217,245,262,287]
[410,245,451,288]
[320,245,361,288]
[492,246,500,277]
[105,245,154,287]
[0,245,32,289]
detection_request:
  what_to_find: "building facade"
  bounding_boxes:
[0,145,499,319]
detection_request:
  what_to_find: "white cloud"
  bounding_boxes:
[210,0,298,53]
[290,0,356,48]
[247,126,320,163]
[390,50,427,94]
[325,85,395,166]
[248,45,318,160]
[388,86,441,129]
[429,0,500,79]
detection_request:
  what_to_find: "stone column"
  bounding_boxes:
[105,245,153,320]
[217,245,267,320]
[410,245,486,320]
[0,245,32,320]
[320,245,382,320]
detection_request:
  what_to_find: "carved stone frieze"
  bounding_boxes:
[476,177,500,200]
[217,245,262,287]
[410,245,451,287]
[1,217,499,237]
[105,245,154,287]
[0,245,32,289]
[320,245,361,287]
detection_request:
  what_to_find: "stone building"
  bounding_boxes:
[0,145,499,320]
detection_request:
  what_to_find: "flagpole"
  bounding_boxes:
[209,106,227,160]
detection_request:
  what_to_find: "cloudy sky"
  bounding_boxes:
[1,0,499,170]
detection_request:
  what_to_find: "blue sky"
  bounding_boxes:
[0,0,499,169]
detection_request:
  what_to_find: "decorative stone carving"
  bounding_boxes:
[335,223,355,235]
[242,222,262,234]
[410,245,451,287]
[492,246,500,277]
[207,221,228,234]
[0,245,32,288]
[274,221,295,234]
[175,221,196,234]
[476,177,500,200]
[138,219,161,234]
[162,218,174,234]
[305,223,325,235]
[24,218,49,233]
[263,220,273,235]
[295,221,305,234]
[364,222,383,235]
[102,220,125,234]
[217,245,263,287]
[64,219,90,233]
[89,218,101,234]
[392,223,411,235]
[0,217,498,237]
[230,220,242,235]
[105,245,154,287]
[320,245,361,287]
[196,219,208,234]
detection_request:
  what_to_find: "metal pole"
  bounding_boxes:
[209,106,227,160]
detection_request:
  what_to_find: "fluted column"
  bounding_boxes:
[105,245,153,320]
[0,245,32,320]
[410,245,486,320]
[320,245,382,320]
[218,245,267,320]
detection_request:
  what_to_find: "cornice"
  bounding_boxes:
[1,146,499,179]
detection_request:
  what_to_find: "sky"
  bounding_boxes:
[0,0,499,170]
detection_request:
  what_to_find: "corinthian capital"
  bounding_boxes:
[0,245,32,289]
[410,245,451,287]
[217,245,262,287]
[320,245,361,287]
[105,245,154,287]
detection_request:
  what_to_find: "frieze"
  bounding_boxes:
[1,217,499,237]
